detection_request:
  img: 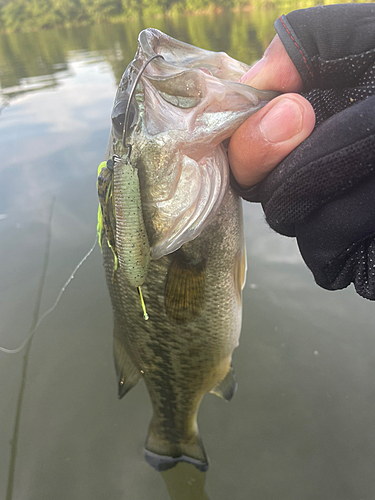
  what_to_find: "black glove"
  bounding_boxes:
[237,4,375,300]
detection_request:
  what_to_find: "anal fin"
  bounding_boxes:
[210,365,237,401]
[113,329,141,399]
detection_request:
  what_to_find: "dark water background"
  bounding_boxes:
[1,8,375,500]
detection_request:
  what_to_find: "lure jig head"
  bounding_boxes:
[115,53,164,321]
[97,54,163,321]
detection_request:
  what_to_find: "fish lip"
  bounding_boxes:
[138,28,162,59]
[138,28,179,61]
[144,449,209,472]
[137,28,200,72]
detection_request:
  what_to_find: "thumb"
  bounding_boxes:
[229,94,315,187]
[229,36,315,188]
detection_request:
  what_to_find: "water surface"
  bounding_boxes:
[1,10,375,500]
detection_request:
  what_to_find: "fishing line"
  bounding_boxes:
[0,45,159,355]
[0,236,98,354]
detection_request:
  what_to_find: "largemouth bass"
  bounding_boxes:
[97,29,276,472]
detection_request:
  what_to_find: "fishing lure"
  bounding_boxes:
[97,54,163,320]
[112,154,150,287]
[97,154,149,320]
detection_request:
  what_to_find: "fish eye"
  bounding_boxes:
[111,110,125,138]
[111,98,138,139]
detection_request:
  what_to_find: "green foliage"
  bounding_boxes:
[82,0,122,21]
[2,0,29,31]
[0,0,120,31]
[0,0,369,98]
[184,0,210,12]
[0,0,369,33]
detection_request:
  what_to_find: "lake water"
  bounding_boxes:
[1,9,375,500]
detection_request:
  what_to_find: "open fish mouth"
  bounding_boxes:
[108,29,277,261]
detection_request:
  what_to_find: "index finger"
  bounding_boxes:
[240,35,303,93]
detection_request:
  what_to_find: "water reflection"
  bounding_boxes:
[5,199,55,500]
[161,463,210,500]
[0,14,268,499]
[0,9,275,100]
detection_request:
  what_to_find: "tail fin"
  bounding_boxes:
[145,426,208,472]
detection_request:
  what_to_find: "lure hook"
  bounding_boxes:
[122,53,164,151]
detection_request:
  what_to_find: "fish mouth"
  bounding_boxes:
[109,28,279,261]
[144,449,209,472]
[111,29,177,144]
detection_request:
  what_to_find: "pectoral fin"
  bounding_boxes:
[165,252,206,324]
[113,330,141,399]
[233,245,247,304]
[210,365,237,401]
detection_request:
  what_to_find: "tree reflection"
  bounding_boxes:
[0,8,278,99]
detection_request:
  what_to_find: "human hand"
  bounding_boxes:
[230,4,375,300]
[228,35,316,188]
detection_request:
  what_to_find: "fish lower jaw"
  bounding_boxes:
[144,449,209,472]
